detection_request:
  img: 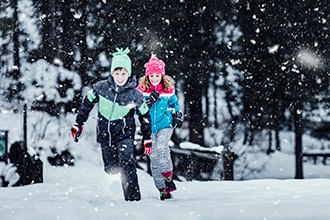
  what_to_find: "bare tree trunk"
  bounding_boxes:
[185,78,205,146]
[266,129,273,155]
[294,103,303,179]
[12,0,20,80]
[212,77,218,129]
[243,120,254,145]
[60,2,75,69]
[275,127,281,151]
[40,1,58,62]
[222,75,238,143]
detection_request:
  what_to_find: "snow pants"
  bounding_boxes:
[100,138,141,201]
[150,128,174,189]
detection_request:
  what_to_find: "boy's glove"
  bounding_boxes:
[172,111,183,129]
[143,139,152,156]
[146,90,160,108]
[71,123,84,142]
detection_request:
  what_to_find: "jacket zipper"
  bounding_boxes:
[153,101,158,133]
[108,87,118,144]
[122,118,126,134]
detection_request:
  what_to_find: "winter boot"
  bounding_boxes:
[159,188,172,200]
[165,180,176,193]
[162,171,177,193]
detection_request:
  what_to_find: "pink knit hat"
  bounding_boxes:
[144,56,165,76]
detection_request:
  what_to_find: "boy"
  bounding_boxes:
[71,48,152,201]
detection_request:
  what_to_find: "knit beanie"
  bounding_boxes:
[110,48,132,76]
[144,56,165,76]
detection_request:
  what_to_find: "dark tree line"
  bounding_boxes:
[237,0,330,178]
[2,0,240,147]
[1,0,330,178]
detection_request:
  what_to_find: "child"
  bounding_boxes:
[137,56,183,200]
[71,48,152,201]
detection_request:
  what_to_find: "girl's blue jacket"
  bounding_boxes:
[137,84,181,134]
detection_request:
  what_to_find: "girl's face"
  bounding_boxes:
[148,73,162,87]
[112,68,129,86]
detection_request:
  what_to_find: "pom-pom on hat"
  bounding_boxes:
[110,47,132,76]
[144,56,165,76]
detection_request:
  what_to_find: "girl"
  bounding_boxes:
[137,56,183,200]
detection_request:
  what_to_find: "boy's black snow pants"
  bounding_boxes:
[100,138,141,201]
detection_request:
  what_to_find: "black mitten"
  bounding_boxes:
[71,123,84,142]
[146,90,160,108]
[172,111,183,129]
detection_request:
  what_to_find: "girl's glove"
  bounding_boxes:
[143,139,152,156]
[146,90,160,108]
[71,123,84,142]
[172,111,183,129]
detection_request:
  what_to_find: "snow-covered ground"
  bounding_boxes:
[1,150,330,220]
[1,109,330,219]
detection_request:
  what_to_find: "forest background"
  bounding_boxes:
[1,0,330,179]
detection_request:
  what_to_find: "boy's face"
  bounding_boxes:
[112,68,129,86]
[148,73,162,87]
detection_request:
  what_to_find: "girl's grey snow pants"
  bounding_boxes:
[150,128,174,189]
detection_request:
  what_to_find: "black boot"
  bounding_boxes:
[162,171,177,193]
[165,180,177,193]
[159,188,172,200]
